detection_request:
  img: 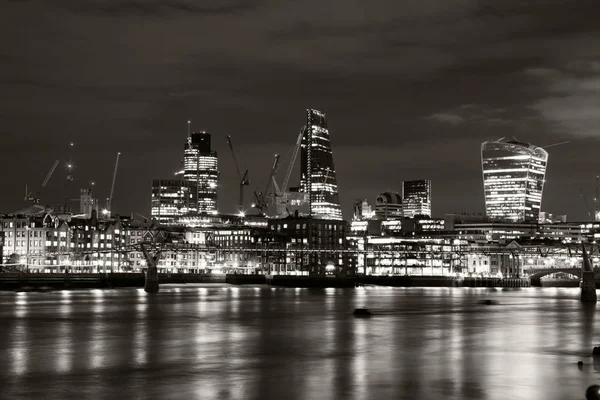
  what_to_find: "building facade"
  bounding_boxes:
[375,192,403,220]
[402,180,431,218]
[266,216,350,276]
[300,109,343,220]
[183,131,219,215]
[481,138,548,222]
[151,179,189,225]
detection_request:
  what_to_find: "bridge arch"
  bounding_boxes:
[528,268,582,280]
[527,268,600,280]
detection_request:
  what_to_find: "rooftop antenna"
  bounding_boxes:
[541,141,570,149]
[187,120,191,139]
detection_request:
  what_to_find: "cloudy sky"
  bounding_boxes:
[1,0,600,220]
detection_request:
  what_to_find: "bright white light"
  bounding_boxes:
[238,211,246,218]
[101,209,110,216]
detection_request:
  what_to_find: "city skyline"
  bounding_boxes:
[2,1,600,220]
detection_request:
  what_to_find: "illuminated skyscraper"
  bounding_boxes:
[300,109,343,220]
[151,179,188,224]
[481,138,548,222]
[183,131,219,215]
[402,180,431,218]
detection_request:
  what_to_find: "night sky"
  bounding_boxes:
[2,0,600,220]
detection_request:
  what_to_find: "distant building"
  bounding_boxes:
[402,180,431,218]
[353,199,374,221]
[79,188,99,219]
[375,192,403,220]
[151,179,189,225]
[300,109,343,220]
[481,138,548,223]
[183,131,219,215]
[539,212,567,224]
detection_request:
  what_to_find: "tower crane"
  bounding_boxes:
[272,131,304,217]
[282,131,303,193]
[25,160,60,204]
[104,152,121,217]
[581,189,593,221]
[66,142,75,182]
[225,135,249,213]
[253,154,280,214]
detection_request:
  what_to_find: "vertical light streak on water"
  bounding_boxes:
[133,301,148,367]
[11,292,29,376]
[352,319,368,400]
[229,286,240,315]
[89,293,105,370]
[56,293,73,373]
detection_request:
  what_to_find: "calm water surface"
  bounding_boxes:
[0,285,598,400]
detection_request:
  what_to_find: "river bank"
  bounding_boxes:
[0,272,580,291]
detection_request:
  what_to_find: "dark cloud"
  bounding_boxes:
[1,0,600,219]
[529,61,600,137]
[13,0,262,17]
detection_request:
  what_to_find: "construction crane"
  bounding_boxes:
[253,154,280,214]
[581,189,593,220]
[66,142,75,182]
[25,159,60,204]
[282,131,303,193]
[580,176,600,222]
[225,135,249,213]
[104,152,121,217]
[541,141,570,149]
[272,130,305,217]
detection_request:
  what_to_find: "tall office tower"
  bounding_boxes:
[402,180,432,218]
[375,192,403,220]
[299,109,343,220]
[481,138,548,222]
[183,131,219,215]
[151,179,189,224]
[79,188,99,219]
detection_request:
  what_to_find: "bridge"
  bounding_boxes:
[526,267,600,280]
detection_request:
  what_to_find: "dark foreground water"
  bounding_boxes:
[0,286,599,400]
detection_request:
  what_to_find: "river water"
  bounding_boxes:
[0,285,598,400]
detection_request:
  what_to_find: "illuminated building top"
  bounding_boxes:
[402,180,431,218]
[300,109,343,220]
[183,131,219,215]
[481,138,548,223]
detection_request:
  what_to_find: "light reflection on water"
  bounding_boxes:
[0,286,598,399]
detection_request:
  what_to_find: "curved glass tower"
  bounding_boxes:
[300,109,343,220]
[481,138,548,223]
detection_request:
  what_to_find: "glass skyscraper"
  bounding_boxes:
[402,180,431,218]
[151,179,188,224]
[183,131,219,215]
[481,138,548,223]
[300,109,343,220]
